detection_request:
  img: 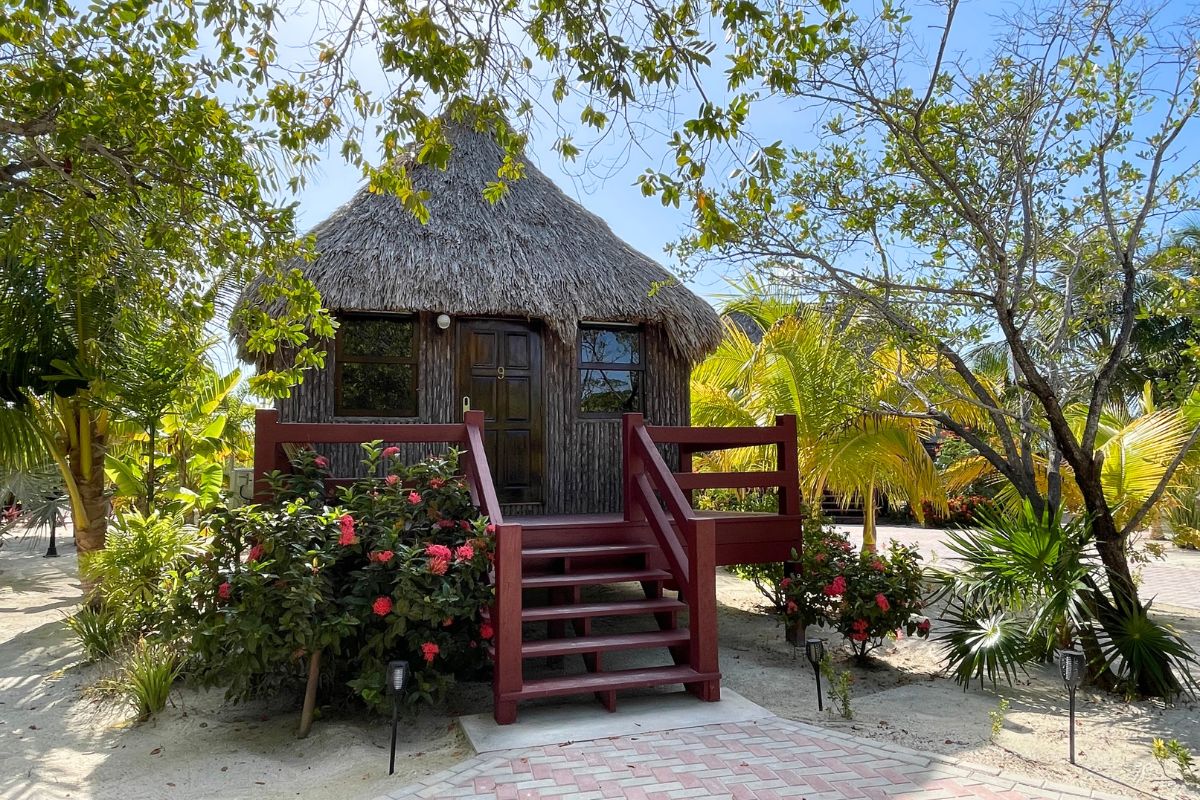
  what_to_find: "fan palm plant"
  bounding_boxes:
[691,287,945,548]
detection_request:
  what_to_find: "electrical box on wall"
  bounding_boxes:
[227,468,255,508]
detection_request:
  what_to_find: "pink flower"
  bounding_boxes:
[381,446,401,458]
[840,541,853,551]
[429,557,449,576]
[247,544,265,563]
[458,520,471,531]
[454,544,475,562]
[849,631,868,642]
[385,474,399,486]
[786,600,798,614]
[917,619,932,635]
[485,523,496,534]
[443,617,453,627]
[871,559,885,572]
[429,478,445,489]
[875,593,890,612]
[421,642,439,663]
[369,550,394,564]
[338,514,357,546]
[425,544,452,560]
[372,596,393,617]
[218,582,232,601]
[822,575,847,597]
[814,553,826,564]
[780,577,792,589]
[437,519,455,529]
[408,491,422,505]
[480,623,494,640]
[314,456,329,469]
[851,618,868,631]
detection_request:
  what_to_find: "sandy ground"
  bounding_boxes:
[3,526,1199,800]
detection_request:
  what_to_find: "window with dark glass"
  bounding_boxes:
[578,325,643,415]
[334,314,419,417]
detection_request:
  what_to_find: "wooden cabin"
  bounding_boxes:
[240,122,805,724]
[239,123,721,517]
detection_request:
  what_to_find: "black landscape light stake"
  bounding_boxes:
[387,660,410,775]
[44,508,58,558]
[805,637,826,712]
[1059,648,1084,765]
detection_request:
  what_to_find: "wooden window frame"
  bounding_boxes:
[577,323,644,419]
[334,312,421,418]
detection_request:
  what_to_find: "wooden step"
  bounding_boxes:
[521,630,688,658]
[522,544,653,560]
[522,568,672,589]
[508,665,720,701]
[522,597,686,623]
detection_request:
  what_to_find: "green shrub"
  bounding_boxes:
[65,606,127,662]
[81,510,200,633]
[988,697,1010,741]
[120,638,181,719]
[174,442,495,711]
[782,521,931,661]
[819,654,853,719]
[1172,525,1200,550]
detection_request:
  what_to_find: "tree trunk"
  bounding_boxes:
[862,481,877,553]
[71,428,109,594]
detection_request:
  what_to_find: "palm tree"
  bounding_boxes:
[691,288,945,549]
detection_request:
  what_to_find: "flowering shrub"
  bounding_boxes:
[922,494,994,527]
[782,522,931,661]
[174,442,494,711]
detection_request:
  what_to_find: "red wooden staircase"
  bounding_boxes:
[488,413,802,725]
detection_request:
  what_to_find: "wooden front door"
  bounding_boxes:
[457,319,544,505]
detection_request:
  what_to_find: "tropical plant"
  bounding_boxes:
[81,511,200,633]
[64,605,126,662]
[114,638,182,720]
[935,502,1197,697]
[819,654,853,720]
[692,287,945,550]
[1152,738,1197,784]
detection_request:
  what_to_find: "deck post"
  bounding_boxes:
[621,414,646,522]
[253,409,281,503]
[492,521,523,724]
[775,414,801,516]
[685,517,720,701]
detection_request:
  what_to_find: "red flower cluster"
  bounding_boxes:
[429,477,445,489]
[426,543,452,575]
[485,523,496,534]
[381,446,401,458]
[917,618,932,635]
[421,642,440,663]
[408,491,422,505]
[369,550,394,564]
[314,455,329,469]
[247,544,265,563]
[372,596,393,617]
[454,544,475,562]
[875,593,890,612]
[218,582,232,601]
[849,619,869,642]
[480,623,494,640]
[338,514,357,546]
[779,577,792,589]
[823,575,847,597]
[385,474,399,486]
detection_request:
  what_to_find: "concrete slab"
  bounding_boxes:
[458,688,775,753]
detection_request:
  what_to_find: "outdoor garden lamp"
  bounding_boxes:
[1059,649,1084,765]
[804,638,825,712]
[387,660,410,775]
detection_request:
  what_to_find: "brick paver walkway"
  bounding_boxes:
[381,717,1122,800]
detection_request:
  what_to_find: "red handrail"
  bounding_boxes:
[622,413,719,693]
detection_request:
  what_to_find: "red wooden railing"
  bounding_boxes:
[252,409,524,717]
[621,412,801,701]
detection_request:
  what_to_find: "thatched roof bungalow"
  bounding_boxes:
[237,123,721,515]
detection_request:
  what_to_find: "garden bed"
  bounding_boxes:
[2,539,1198,800]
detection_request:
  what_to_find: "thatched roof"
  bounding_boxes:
[235,124,721,362]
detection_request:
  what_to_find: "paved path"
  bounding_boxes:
[839,524,1200,612]
[381,716,1120,800]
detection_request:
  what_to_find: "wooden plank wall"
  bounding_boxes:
[276,314,691,515]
